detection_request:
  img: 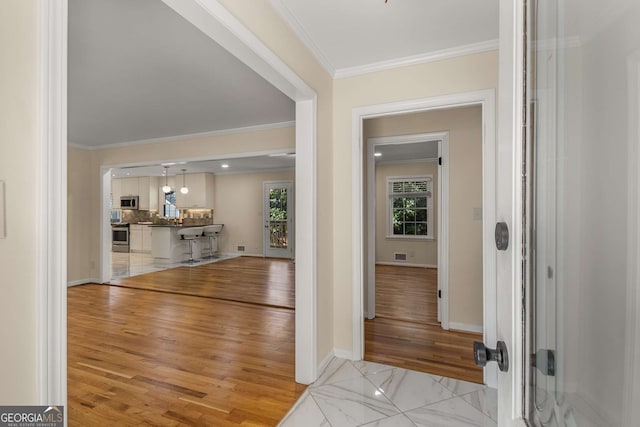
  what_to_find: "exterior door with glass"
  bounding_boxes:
[263,181,293,259]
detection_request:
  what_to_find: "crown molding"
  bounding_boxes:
[268,0,336,77]
[71,121,296,151]
[335,39,499,79]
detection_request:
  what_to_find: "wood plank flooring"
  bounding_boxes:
[375,264,438,324]
[366,265,483,384]
[109,257,295,309]
[67,284,304,426]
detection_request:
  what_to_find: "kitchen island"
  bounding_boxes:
[151,225,204,262]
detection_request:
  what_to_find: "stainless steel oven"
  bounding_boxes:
[111,223,130,252]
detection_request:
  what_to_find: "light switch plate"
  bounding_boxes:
[0,181,5,239]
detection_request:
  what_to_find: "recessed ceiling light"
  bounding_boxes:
[221,164,229,169]
[374,152,382,157]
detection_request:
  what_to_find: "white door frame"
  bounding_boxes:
[351,89,497,387]
[496,0,526,423]
[38,0,68,408]
[365,132,448,328]
[263,180,294,258]
[41,3,320,416]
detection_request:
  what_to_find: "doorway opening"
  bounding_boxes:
[351,90,497,387]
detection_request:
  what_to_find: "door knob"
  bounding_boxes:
[474,341,509,372]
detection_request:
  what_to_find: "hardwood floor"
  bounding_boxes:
[109,256,295,309]
[375,264,438,324]
[68,284,304,426]
[366,264,483,384]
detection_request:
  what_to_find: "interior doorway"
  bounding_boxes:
[362,107,486,383]
[351,90,497,387]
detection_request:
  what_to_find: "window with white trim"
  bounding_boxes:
[387,175,434,239]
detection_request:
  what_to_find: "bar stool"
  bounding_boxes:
[202,224,224,259]
[177,227,204,264]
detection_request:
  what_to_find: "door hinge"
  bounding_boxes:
[438,157,442,166]
[438,290,442,298]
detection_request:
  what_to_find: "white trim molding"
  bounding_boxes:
[268,0,336,77]
[67,279,100,287]
[335,39,499,79]
[352,90,497,388]
[69,121,296,151]
[376,262,437,269]
[38,0,68,410]
[449,322,484,334]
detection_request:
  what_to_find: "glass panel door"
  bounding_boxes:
[263,181,293,258]
[525,0,640,426]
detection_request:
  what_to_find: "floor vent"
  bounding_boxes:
[237,245,245,252]
[394,252,407,261]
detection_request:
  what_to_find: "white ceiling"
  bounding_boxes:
[68,0,295,147]
[70,0,498,174]
[272,0,499,74]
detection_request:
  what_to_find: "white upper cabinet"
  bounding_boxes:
[138,176,150,210]
[112,176,162,211]
[111,178,122,208]
[175,173,215,209]
[121,177,139,196]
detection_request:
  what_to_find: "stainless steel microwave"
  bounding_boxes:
[120,196,139,210]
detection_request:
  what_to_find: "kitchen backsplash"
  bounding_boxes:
[122,210,156,224]
[120,208,214,225]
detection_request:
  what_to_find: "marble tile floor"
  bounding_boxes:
[279,358,497,427]
[111,252,237,280]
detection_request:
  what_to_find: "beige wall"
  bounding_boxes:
[0,0,39,403]
[214,170,294,256]
[364,106,484,328]
[375,161,438,266]
[333,52,497,350]
[68,147,98,282]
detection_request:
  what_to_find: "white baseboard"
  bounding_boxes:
[333,348,354,360]
[449,322,483,334]
[376,262,437,269]
[67,278,101,287]
[317,350,335,378]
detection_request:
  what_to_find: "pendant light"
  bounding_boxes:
[180,169,189,194]
[162,166,171,193]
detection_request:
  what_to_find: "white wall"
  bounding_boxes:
[0,0,40,403]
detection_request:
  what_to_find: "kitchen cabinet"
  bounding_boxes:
[111,178,122,208]
[148,176,159,211]
[130,224,142,252]
[175,173,215,209]
[138,177,150,210]
[130,224,152,253]
[112,176,161,211]
[121,177,139,196]
[142,225,152,252]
